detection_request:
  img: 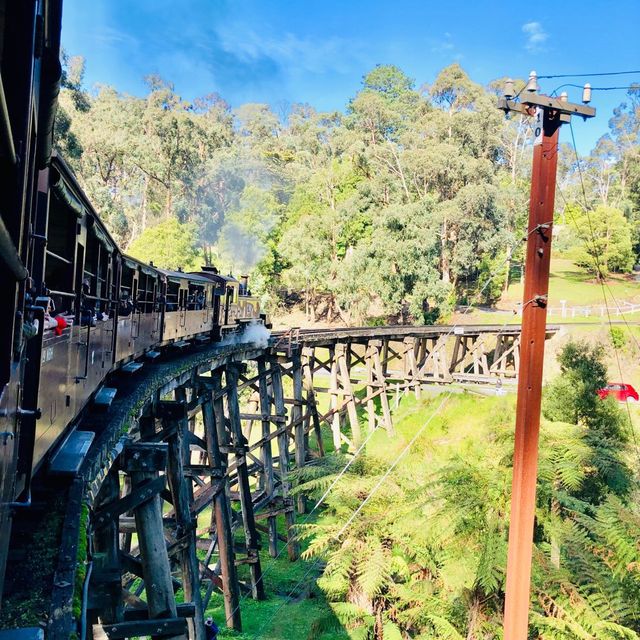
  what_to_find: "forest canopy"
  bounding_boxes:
[55,57,640,324]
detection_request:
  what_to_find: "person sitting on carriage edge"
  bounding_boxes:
[119,292,134,317]
[80,278,96,326]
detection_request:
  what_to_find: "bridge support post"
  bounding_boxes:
[257,357,278,557]
[226,363,265,600]
[328,346,341,451]
[122,443,183,640]
[160,401,206,640]
[290,348,307,513]
[336,342,361,446]
[269,358,299,561]
[302,347,324,456]
[403,337,421,399]
[92,464,124,626]
[367,340,393,436]
[201,374,242,630]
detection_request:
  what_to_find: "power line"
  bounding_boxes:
[250,395,453,639]
[226,231,528,608]
[551,84,640,96]
[562,121,640,463]
[538,70,640,79]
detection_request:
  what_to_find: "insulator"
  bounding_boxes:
[526,70,538,93]
[582,83,592,104]
[504,78,515,99]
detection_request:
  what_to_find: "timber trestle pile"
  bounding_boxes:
[18,324,553,639]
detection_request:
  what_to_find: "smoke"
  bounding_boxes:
[220,320,271,349]
[217,218,269,273]
[193,145,283,275]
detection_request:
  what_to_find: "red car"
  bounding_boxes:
[597,383,639,403]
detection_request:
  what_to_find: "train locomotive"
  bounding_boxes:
[0,0,266,605]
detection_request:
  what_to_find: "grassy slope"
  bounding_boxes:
[455,258,640,325]
[208,393,513,639]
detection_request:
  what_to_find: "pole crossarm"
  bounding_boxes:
[498,95,595,121]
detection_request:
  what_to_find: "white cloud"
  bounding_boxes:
[215,24,366,76]
[430,33,458,56]
[522,21,548,52]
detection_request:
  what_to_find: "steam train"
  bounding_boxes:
[0,0,265,603]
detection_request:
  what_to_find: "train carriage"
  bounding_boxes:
[0,0,268,603]
[29,155,119,472]
[0,0,65,594]
[159,268,215,343]
[115,256,163,361]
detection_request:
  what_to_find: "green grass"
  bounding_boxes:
[205,514,349,640]
[504,258,640,307]
[455,258,640,326]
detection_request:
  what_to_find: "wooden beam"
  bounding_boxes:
[201,383,242,631]
[164,411,205,640]
[227,364,265,600]
[257,357,278,557]
[128,454,181,639]
[291,349,307,513]
[269,359,300,561]
[96,618,188,639]
[92,465,124,624]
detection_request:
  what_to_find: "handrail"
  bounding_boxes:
[47,289,75,299]
[0,74,16,165]
[76,321,92,382]
[0,215,28,281]
[46,249,72,265]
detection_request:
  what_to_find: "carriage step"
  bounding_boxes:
[49,430,95,475]
[122,361,143,374]
[94,386,117,409]
[173,340,190,349]
[145,350,161,360]
[0,629,44,640]
[195,335,210,343]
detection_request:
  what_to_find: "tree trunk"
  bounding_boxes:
[502,243,513,295]
[374,604,384,640]
[141,174,149,233]
[466,594,481,640]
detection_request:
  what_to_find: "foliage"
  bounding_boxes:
[127,218,202,270]
[565,204,635,275]
[543,339,631,503]
[55,60,639,322]
[294,343,639,640]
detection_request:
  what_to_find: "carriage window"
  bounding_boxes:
[137,273,156,314]
[166,281,179,311]
[80,226,115,321]
[187,284,206,309]
[44,197,77,314]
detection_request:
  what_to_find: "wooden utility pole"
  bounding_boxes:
[498,75,595,640]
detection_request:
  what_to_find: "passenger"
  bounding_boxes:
[80,278,96,326]
[204,618,219,640]
[44,298,74,335]
[196,292,205,310]
[119,293,134,317]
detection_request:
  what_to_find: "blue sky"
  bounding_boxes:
[62,0,640,153]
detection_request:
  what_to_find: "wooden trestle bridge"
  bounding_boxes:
[42,324,555,639]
